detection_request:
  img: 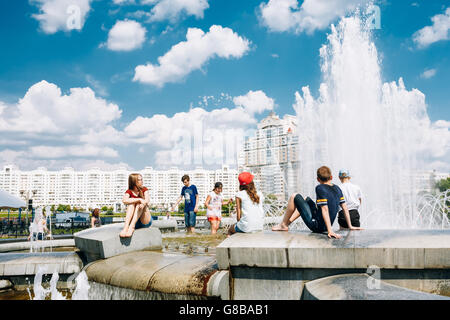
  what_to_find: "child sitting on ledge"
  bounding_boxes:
[228,172,265,236]
[272,166,363,239]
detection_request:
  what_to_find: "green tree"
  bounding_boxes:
[101,206,108,212]
[264,194,278,204]
[178,202,185,213]
[436,178,450,192]
[222,201,236,214]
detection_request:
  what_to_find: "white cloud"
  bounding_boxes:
[113,0,136,5]
[259,0,370,34]
[420,68,437,79]
[0,82,273,170]
[29,145,119,159]
[0,81,124,169]
[233,90,275,115]
[106,20,147,51]
[143,0,209,22]
[380,78,450,171]
[30,0,92,34]
[0,149,131,171]
[85,74,109,96]
[133,25,250,87]
[413,7,450,48]
[123,105,258,167]
[0,80,121,135]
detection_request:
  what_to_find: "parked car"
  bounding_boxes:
[53,212,90,228]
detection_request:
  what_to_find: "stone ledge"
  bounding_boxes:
[216,229,450,270]
[0,252,83,276]
[74,223,162,262]
[0,239,75,253]
[303,274,450,300]
[85,251,228,299]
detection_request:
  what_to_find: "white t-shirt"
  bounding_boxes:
[339,181,362,211]
[206,191,223,218]
[235,190,265,233]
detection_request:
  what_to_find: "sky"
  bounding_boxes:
[0,0,449,172]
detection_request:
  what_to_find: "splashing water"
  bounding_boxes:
[71,271,91,300]
[30,267,90,300]
[289,11,449,229]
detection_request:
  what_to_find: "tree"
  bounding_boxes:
[222,201,236,214]
[264,194,278,204]
[436,178,450,192]
[178,202,185,213]
[101,206,108,212]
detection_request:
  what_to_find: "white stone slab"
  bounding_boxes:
[74,223,162,262]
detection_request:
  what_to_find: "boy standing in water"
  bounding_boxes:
[337,169,362,228]
[173,175,199,234]
[272,166,362,238]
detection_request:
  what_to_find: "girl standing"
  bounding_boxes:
[204,182,232,235]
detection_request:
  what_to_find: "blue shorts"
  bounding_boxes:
[234,224,244,233]
[184,211,196,227]
[135,216,152,229]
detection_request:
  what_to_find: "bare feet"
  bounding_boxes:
[119,228,128,238]
[272,223,289,231]
[125,227,135,238]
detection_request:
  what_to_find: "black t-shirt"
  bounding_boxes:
[315,184,345,232]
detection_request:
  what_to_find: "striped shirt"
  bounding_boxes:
[315,184,345,232]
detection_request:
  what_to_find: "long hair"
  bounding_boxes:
[92,208,100,218]
[239,182,260,204]
[128,173,145,198]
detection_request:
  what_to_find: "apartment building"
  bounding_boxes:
[239,111,299,200]
[0,165,239,212]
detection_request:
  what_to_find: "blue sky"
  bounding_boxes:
[0,0,448,171]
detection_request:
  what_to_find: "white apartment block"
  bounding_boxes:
[413,170,450,193]
[0,165,239,212]
[239,111,299,200]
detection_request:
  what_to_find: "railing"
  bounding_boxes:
[0,217,110,239]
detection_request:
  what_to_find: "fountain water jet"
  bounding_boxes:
[292,13,449,229]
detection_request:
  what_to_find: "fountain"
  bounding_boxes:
[0,8,448,301]
[27,266,90,300]
[293,13,448,229]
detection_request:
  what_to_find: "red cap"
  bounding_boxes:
[238,172,254,185]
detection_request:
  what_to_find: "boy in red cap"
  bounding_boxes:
[272,166,362,239]
[228,172,265,236]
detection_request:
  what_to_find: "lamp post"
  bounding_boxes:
[19,189,37,224]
